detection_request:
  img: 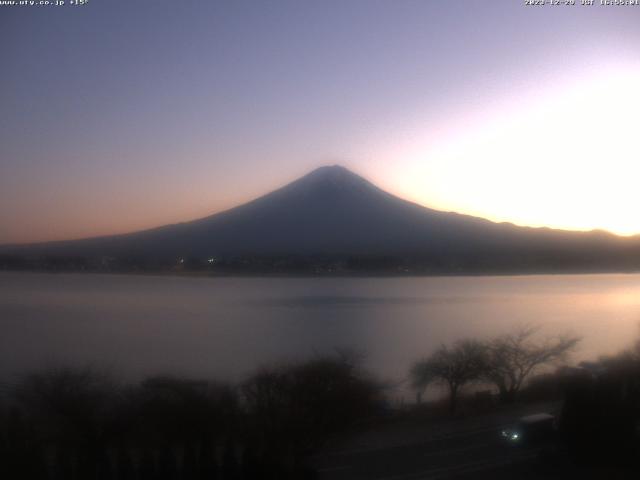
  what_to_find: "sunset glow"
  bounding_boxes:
[391,63,640,236]
[2,1,640,243]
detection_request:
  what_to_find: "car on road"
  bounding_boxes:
[501,412,556,445]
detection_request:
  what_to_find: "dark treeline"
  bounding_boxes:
[559,346,640,468]
[0,353,383,480]
[2,331,640,478]
[3,252,640,276]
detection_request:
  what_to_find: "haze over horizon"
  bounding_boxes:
[2,1,640,244]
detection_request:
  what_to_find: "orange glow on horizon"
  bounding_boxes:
[376,62,640,238]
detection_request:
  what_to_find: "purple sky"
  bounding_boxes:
[2,0,640,244]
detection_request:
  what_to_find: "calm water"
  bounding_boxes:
[1,272,640,389]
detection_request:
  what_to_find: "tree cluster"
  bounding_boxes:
[410,326,580,413]
[0,354,383,480]
[559,339,640,466]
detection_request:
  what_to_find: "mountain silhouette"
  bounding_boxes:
[3,165,640,272]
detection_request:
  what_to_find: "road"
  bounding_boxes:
[312,407,554,480]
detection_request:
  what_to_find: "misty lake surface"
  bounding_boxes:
[2,272,640,394]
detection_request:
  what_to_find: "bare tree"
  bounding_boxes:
[484,326,580,403]
[410,340,487,414]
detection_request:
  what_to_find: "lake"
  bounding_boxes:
[1,272,640,396]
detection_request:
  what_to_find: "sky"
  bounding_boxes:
[2,0,640,244]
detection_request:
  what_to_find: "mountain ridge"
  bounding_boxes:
[2,165,639,274]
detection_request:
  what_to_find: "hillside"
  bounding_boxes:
[2,166,640,273]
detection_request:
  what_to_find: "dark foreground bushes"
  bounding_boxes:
[0,354,383,480]
[558,348,640,467]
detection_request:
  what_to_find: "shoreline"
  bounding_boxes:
[2,268,640,280]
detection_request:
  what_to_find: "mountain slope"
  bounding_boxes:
[3,165,640,272]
